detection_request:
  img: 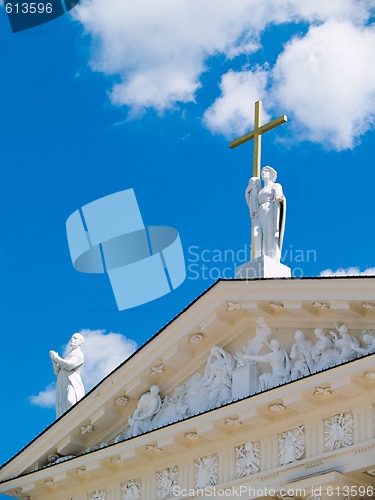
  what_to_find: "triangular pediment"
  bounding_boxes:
[1,276,375,498]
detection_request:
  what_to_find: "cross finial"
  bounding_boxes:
[229,101,287,178]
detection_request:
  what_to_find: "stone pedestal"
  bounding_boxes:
[232,364,258,400]
[236,255,291,279]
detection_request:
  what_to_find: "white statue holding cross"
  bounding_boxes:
[245,166,286,262]
[230,101,287,265]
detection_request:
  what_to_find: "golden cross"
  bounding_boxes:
[229,100,287,178]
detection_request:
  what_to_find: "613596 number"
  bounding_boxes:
[5,3,53,14]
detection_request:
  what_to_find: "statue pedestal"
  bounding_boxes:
[232,364,258,400]
[236,255,291,279]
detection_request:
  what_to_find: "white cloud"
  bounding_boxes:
[74,0,374,119]
[204,20,375,150]
[272,21,375,150]
[79,329,137,389]
[30,330,137,409]
[203,68,270,138]
[320,267,375,277]
[29,383,56,409]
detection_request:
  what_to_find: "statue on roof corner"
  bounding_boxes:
[49,333,85,418]
[245,166,286,262]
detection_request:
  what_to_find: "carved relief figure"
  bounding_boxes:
[242,338,291,389]
[247,166,286,262]
[278,426,305,465]
[153,386,189,428]
[311,328,340,371]
[329,324,359,362]
[121,480,141,500]
[235,442,261,477]
[235,317,272,367]
[290,330,314,380]
[202,347,234,408]
[350,329,375,355]
[157,466,178,499]
[128,385,162,437]
[195,455,219,489]
[49,333,85,418]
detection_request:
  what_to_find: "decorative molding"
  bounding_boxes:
[312,301,330,309]
[47,453,61,464]
[121,479,141,500]
[361,302,375,310]
[194,454,219,489]
[189,333,204,344]
[185,432,200,441]
[151,363,166,376]
[227,301,241,311]
[225,416,242,426]
[269,301,284,309]
[114,396,129,406]
[157,466,179,499]
[146,444,163,452]
[305,459,324,468]
[88,489,107,500]
[235,441,260,477]
[80,424,94,435]
[324,413,353,451]
[269,403,285,412]
[355,444,375,454]
[76,467,88,476]
[278,425,305,465]
[313,385,332,396]
[261,472,278,481]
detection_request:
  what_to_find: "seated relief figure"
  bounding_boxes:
[202,346,235,409]
[242,338,291,390]
[289,330,314,380]
[329,323,359,362]
[311,328,340,371]
[349,329,375,355]
[127,385,162,437]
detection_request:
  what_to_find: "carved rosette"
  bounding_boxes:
[156,466,179,499]
[235,441,261,477]
[278,425,305,465]
[121,479,141,500]
[324,413,353,451]
[194,454,219,489]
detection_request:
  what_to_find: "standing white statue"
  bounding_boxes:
[49,333,85,418]
[245,166,286,261]
[127,385,162,437]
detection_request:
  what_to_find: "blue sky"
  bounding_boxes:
[1,0,375,479]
